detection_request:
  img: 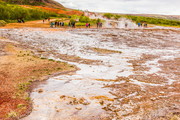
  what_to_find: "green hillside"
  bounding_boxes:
[2,0,64,8]
[0,1,58,24]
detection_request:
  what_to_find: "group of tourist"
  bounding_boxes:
[69,21,76,28]
[50,21,65,28]
[50,21,76,28]
[17,19,25,23]
[50,21,103,29]
[138,22,148,27]
[97,22,103,28]
[49,20,148,29]
[56,21,65,27]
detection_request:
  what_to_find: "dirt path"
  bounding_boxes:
[0,27,180,120]
[1,19,70,30]
[1,19,97,29]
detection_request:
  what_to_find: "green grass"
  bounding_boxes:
[103,13,180,27]
[25,97,31,101]
[3,0,45,5]
[18,82,31,91]
[126,15,180,27]
[17,104,25,108]
[0,20,7,26]
[76,22,86,26]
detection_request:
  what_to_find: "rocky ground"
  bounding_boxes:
[0,27,179,120]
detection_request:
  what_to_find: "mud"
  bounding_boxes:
[0,27,179,120]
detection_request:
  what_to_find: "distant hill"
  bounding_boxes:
[2,0,64,9]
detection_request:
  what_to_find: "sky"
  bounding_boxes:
[54,0,180,15]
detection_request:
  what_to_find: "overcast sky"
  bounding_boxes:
[54,0,180,15]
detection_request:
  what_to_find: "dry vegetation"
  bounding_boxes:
[35,6,83,16]
[159,58,180,81]
[102,54,180,119]
[128,54,158,72]
[0,41,76,119]
[1,20,53,29]
[91,47,122,54]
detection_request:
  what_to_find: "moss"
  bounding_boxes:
[91,47,122,54]
[6,111,18,118]
[17,104,25,108]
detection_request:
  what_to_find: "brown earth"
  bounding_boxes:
[102,54,180,120]
[0,41,76,119]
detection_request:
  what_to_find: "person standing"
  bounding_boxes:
[88,23,91,28]
[125,23,128,28]
[86,23,89,28]
[62,22,64,27]
[97,22,99,28]
[55,21,57,27]
[72,22,75,28]
[57,21,59,27]
[100,23,102,28]
[50,22,53,28]
[144,23,148,28]
[68,22,71,27]
[21,19,25,23]
[138,23,141,27]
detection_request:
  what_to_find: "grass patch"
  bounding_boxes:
[6,111,18,118]
[17,104,25,108]
[0,20,7,27]
[18,82,31,91]
[91,47,122,54]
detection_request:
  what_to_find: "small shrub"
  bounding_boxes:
[57,67,62,70]
[40,57,46,60]
[0,20,7,26]
[103,13,114,19]
[25,97,31,101]
[48,59,55,62]
[7,111,18,118]
[17,104,25,108]
[18,83,30,91]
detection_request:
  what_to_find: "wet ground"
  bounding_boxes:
[0,27,180,120]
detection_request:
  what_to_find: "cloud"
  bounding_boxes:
[54,0,180,15]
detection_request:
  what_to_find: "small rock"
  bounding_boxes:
[75,107,82,110]
[38,89,43,93]
[99,100,104,105]
[150,97,156,101]
[56,110,61,112]
[60,95,66,99]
